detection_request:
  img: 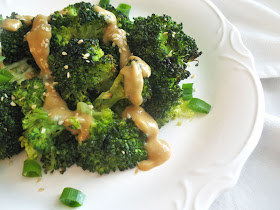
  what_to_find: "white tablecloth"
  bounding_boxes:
[209,0,280,209]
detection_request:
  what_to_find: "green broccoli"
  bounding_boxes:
[48,38,118,109]
[13,77,46,114]
[49,2,107,52]
[77,112,147,175]
[0,82,24,159]
[0,12,32,64]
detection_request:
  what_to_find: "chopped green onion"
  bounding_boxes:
[0,56,6,61]
[60,187,86,207]
[187,98,211,113]
[182,83,193,101]
[22,159,42,177]
[0,68,13,84]
[99,0,110,6]
[117,3,131,16]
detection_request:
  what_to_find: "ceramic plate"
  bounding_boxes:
[0,0,264,209]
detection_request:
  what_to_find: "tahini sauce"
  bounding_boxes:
[94,5,131,68]
[26,15,93,142]
[95,6,171,170]
[123,106,171,171]
[2,19,22,31]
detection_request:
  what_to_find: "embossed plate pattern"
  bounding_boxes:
[0,0,264,209]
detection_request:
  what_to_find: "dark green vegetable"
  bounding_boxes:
[22,159,42,177]
[59,187,86,207]
[0,82,24,160]
[117,3,131,16]
[188,98,211,113]
[99,0,110,7]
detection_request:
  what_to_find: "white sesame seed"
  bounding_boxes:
[88,105,94,109]
[122,47,127,52]
[11,95,15,100]
[119,48,122,53]
[1,97,4,102]
[34,85,39,89]
[58,120,64,125]
[41,128,46,134]
[10,101,16,106]
[78,39,83,44]
[85,60,90,63]
[67,72,71,78]
[64,65,69,70]
[52,82,58,85]
[75,113,79,116]
[62,51,67,56]
[31,104,37,109]
[163,32,168,35]
[38,188,44,192]
[193,87,197,92]
[112,42,116,47]
[191,74,196,79]
[44,82,50,86]
[4,93,8,98]
[121,150,125,154]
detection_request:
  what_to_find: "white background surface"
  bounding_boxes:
[210,0,280,209]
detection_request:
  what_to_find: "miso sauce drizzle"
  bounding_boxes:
[2,19,22,32]
[26,15,93,142]
[95,6,171,170]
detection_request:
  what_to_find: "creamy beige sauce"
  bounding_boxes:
[123,106,171,171]
[26,15,93,142]
[2,19,22,31]
[16,15,34,26]
[94,5,131,68]
[26,15,52,78]
[120,56,151,106]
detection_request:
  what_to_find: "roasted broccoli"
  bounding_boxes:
[0,82,24,159]
[0,12,32,64]
[48,38,118,109]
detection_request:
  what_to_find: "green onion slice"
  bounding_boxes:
[182,83,193,101]
[22,159,42,177]
[99,0,110,6]
[0,56,6,61]
[117,3,132,16]
[0,68,13,84]
[60,187,86,207]
[188,98,211,113]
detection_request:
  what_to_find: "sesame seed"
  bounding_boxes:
[78,39,83,44]
[10,101,16,106]
[75,113,79,116]
[86,60,90,63]
[121,150,125,154]
[37,178,41,183]
[119,48,122,53]
[64,65,69,70]
[191,75,196,79]
[48,112,51,117]
[193,87,197,92]
[88,105,94,109]
[1,97,4,102]
[58,120,64,125]
[122,47,127,52]
[11,95,15,100]
[31,104,37,109]
[67,72,71,78]
[112,42,116,47]
[4,93,8,98]
[44,82,50,86]
[62,51,67,56]
[163,32,168,35]
[52,82,58,85]
[34,85,39,89]
[43,92,46,96]
[41,128,46,134]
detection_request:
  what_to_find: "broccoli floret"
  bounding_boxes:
[13,77,46,114]
[40,130,79,174]
[48,38,117,109]
[78,117,147,175]
[125,14,201,67]
[0,12,32,64]
[49,2,107,52]
[93,68,152,112]
[0,82,24,159]
[21,108,64,154]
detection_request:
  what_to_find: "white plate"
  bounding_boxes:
[0,0,264,209]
